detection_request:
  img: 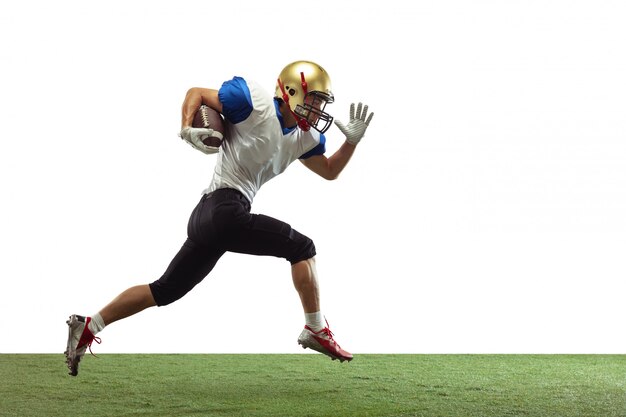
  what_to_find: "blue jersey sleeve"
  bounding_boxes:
[218,77,253,124]
[299,133,326,159]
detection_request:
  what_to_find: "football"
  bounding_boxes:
[193,105,225,148]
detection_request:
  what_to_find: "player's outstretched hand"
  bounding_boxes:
[334,102,374,146]
[179,127,219,154]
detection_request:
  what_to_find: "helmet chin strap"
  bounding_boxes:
[277,72,311,131]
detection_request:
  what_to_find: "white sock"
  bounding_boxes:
[305,311,325,332]
[88,313,106,335]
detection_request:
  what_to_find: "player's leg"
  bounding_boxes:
[291,257,353,362]
[65,194,225,376]
[64,238,223,376]
[214,192,353,362]
[291,257,320,313]
[99,284,156,326]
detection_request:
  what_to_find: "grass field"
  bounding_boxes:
[1,354,624,417]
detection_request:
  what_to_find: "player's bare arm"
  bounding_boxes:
[300,142,356,180]
[179,88,224,155]
[301,102,375,180]
[181,87,223,127]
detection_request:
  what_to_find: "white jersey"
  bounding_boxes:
[203,77,326,203]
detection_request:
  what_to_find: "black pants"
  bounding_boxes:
[149,188,316,306]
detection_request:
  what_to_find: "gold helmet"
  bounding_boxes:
[275,60,334,133]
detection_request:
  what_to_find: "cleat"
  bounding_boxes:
[297,319,353,362]
[64,314,101,376]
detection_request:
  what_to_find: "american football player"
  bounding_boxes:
[65,60,374,375]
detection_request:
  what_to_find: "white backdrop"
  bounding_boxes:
[1,0,625,354]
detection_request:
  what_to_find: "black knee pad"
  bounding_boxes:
[287,233,316,265]
[149,279,195,307]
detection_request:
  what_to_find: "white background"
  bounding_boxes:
[1,0,625,354]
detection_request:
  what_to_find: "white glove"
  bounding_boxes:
[179,127,221,155]
[334,102,374,145]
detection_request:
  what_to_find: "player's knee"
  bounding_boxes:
[287,235,316,265]
[149,280,196,307]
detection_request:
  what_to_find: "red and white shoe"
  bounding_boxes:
[297,320,353,362]
[64,314,101,376]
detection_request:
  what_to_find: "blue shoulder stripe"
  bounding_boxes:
[218,76,253,124]
[299,134,326,159]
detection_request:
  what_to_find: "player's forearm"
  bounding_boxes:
[325,141,357,179]
[182,88,223,129]
[181,88,203,128]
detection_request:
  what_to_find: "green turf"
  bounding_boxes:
[1,354,624,417]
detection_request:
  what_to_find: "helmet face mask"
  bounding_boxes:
[295,92,334,133]
[276,61,334,133]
